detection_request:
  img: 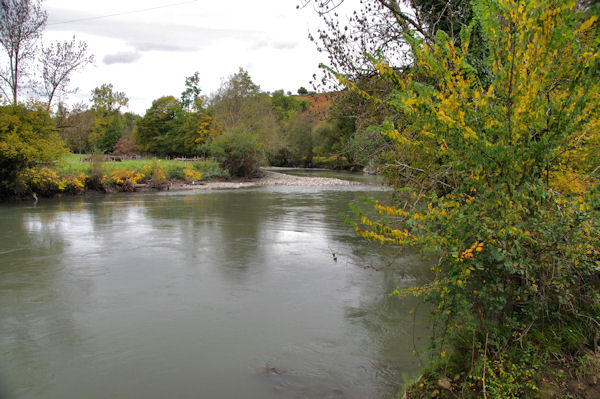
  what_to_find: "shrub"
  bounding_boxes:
[87,154,106,190]
[166,163,186,180]
[183,167,202,182]
[140,160,168,188]
[345,0,600,396]
[19,167,65,196]
[194,160,229,180]
[210,130,263,178]
[64,173,87,194]
[101,168,144,191]
[0,105,68,197]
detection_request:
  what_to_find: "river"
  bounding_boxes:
[0,175,429,399]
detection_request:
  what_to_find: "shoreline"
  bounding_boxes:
[5,170,374,202]
[165,170,365,191]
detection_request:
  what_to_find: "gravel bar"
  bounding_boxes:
[170,170,364,191]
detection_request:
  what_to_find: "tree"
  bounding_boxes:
[304,0,487,89]
[0,0,47,105]
[211,67,261,132]
[110,112,140,155]
[97,114,125,153]
[210,68,285,165]
[297,86,308,95]
[39,36,94,110]
[55,102,93,153]
[343,0,599,396]
[180,71,204,112]
[209,69,282,175]
[181,111,217,156]
[135,96,185,156]
[91,83,128,112]
[112,136,139,156]
[285,113,313,166]
[88,84,129,153]
[210,129,263,178]
[271,89,310,121]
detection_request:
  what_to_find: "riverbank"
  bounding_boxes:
[6,168,374,201]
[152,170,365,191]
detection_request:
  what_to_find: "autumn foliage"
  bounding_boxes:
[344,0,599,396]
[0,104,68,197]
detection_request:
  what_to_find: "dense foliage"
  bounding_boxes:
[135,96,186,155]
[339,0,600,396]
[0,104,67,197]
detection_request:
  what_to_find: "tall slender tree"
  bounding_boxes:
[0,0,47,105]
[180,71,204,112]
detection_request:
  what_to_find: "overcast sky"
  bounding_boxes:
[42,0,328,115]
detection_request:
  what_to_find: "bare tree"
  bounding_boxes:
[300,0,479,90]
[39,37,94,110]
[300,0,414,85]
[0,0,47,105]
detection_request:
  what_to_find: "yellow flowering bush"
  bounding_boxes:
[183,167,202,182]
[140,163,166,184]
[101,169,144,191]
[20,167,65,196]
[64,173,87,193]
[341,0,600,396]
[151,165,166,185]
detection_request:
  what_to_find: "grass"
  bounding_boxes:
[56,154,228,180]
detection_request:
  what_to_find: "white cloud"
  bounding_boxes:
[39,0,327,114]
[103,51,141,65]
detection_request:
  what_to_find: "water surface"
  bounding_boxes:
[0,184,428,399]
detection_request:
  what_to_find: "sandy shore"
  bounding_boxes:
[169,170,364,191]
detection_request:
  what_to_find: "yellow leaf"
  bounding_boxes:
[575,16,598,35]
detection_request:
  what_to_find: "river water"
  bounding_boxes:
[0,178,429,399]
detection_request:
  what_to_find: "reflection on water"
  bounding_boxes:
[0,186,428,399]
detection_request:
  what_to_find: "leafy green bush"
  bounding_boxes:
[0,105,68,197]
[193,160,228,180]
[210,130,263,178]
[312,155,352,169]
[166,163,186,180]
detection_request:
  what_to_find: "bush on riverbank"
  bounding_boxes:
[0,104,68,198]
[344,1,599,397]
[15,154,227,196]
[312,155,353,170]
[210,129,263,178]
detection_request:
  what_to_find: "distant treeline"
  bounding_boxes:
[54,69,397,177]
